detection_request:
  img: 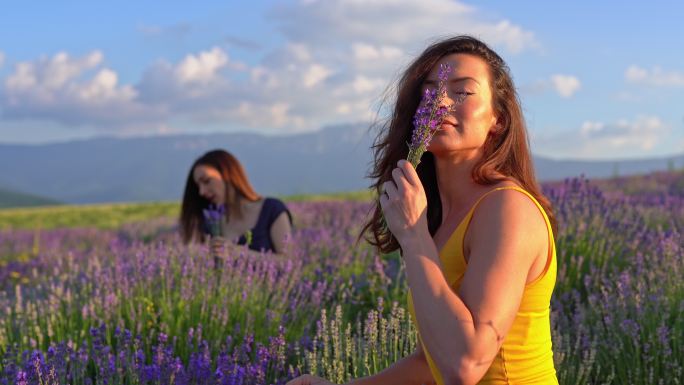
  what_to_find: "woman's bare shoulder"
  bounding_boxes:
[476,182,542,223]
[468,183,548,256]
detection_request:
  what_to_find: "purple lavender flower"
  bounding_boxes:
[16,370,28,385]
[203,204,225,237]
[406,63,461,167]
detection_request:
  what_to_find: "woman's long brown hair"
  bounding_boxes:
[180,149,260,244]
[361,35,557,253]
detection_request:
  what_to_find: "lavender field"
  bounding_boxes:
[1,172,683,384]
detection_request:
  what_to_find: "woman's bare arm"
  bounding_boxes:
[270,211,292,254]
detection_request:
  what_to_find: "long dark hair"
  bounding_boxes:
[180,149,260,243]
[361,35,557,253]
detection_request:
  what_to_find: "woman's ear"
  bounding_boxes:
[489,120,503,136]
[489,113,501,134]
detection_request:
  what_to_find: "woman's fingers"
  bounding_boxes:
[398,159,421,187]
[391,167,411,193]
[210,236,226,254]
[382,180,398,199]
[211,235,226,243]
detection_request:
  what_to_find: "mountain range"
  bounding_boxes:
[1,123,682,204]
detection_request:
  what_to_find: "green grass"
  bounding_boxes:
[0,190,374,230]
[283,190,374,202]
[0,201,179,230]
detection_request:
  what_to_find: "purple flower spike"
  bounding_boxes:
[203,203,225,236]
[16,371,29,385]
[406,63,462,167]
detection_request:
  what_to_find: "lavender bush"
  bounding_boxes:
[1,171,683,384]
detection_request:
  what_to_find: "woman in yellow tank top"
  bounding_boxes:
[288,36,559,385]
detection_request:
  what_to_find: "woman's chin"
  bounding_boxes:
[426,140,449,153]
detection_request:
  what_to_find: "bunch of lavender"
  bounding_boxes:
[202,204,225,237]
[406,63,455,167]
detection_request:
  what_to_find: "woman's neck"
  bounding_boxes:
[433,151,483,217]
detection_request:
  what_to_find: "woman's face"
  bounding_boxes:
[193,164,227,206]
[420,53,498,158]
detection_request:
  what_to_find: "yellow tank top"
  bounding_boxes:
[407,187,558,384]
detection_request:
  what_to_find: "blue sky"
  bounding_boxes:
[0,0,683,160]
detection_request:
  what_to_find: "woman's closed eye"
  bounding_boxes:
[453,91,475,103]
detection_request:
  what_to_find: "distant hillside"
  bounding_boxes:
[0,124,682,204]
[592,169,684,196]
[533,156,684,183]
[0,187,61,208]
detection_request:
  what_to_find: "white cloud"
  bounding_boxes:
[250,66,280,89]
[136,46,248,110]
[270,0,538,54]
[625,65,684,87]
[302,63,332,88]
[5,51,103,93]
[77,69,137,103]
[550,75,581,98]
[581,116,665,151]
[579,121,604,136]
[0,51,5,68]
[351,75,386,94]
[352,42,403,62]
[1,51,158,129]
[174,47,228,84]
[228,101,306,131]
[287,43,312,62]
[536,115,671,159]
[485,20,537,54]
[521,74,581,98]
[625,66,647,82]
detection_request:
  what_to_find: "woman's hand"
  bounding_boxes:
[209,235,226,256]
[285,374,336,385]
[380,159,430,246]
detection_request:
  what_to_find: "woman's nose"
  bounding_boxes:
[438,96,451,108]
[438,90,454,107]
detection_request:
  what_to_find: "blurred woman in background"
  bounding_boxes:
[180,149,292,255]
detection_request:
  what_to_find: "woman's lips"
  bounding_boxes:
[440,120,457,129]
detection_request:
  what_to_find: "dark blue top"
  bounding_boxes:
[236,197,292,253]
